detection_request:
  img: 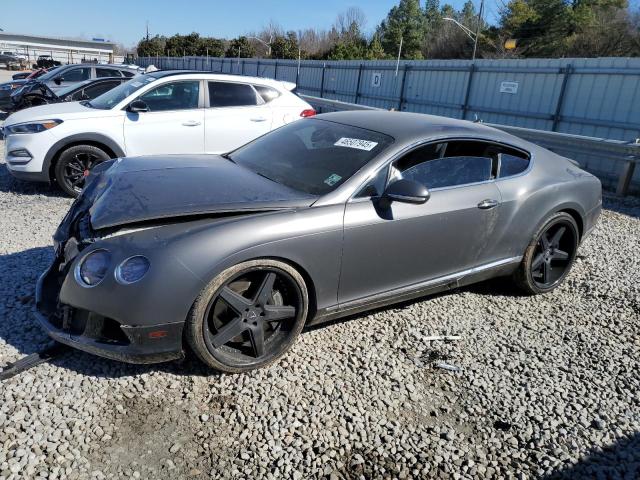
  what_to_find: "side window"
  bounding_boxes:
[138,81,200,111]
[499,153,530,178]
[254,85,280,103]
[96,68,121,78]
[393,141,495,190]
[63,67,90,82]
[84,81,120,99]
[208,82,259,107]
[121,70,135,78]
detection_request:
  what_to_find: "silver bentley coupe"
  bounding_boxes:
[36,111,602,372]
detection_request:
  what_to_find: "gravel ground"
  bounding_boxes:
[0,131,639,479]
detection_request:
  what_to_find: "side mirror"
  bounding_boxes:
[127,99,149,113]
[383,179,430,204]
[54,76,63,85]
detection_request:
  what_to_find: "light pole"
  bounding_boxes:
[443,0,484,60]
[247,36,272,57]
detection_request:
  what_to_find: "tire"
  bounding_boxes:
[186,259,309,373]
[513,212,579,295]
[54,144,111,197]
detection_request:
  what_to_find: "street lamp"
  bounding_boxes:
[247,36,272,57]
[443,0,484,60]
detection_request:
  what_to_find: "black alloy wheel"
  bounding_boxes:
[186,260,308,373]
[514,212,579,294]
[54,144,111,197]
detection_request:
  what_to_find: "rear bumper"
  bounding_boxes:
[35,260,185,365]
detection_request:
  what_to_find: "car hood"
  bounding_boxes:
[4,100,97,125]
[1,79,27,88]
[82,155,317,230]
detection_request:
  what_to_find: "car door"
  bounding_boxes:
[338,140,503,305]
[49,66,91,91]
[204,81,273,154]
[123,80,205,156]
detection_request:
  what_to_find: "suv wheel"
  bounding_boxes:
[54,145,111,197]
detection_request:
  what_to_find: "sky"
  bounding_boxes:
[0,0,506,48]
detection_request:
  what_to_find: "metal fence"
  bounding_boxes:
[136,56,640,195]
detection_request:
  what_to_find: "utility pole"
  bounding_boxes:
[395,37,403,76]
[146,21,149,41]
[472,0,484,61]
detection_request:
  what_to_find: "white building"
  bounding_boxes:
[0,32,121,65]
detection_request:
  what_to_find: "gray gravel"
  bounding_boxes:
[0,134,639,480]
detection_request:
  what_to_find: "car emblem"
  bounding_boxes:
[248,311,257,319]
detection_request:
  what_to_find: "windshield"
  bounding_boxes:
[229,119,394,195]
[88,74,158,109]
[56,80,92,97]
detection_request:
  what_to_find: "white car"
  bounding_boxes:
[2,71,315,196]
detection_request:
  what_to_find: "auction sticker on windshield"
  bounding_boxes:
[334,137,378,151]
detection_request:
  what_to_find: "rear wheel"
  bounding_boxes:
[186,260,309,373]
[514,212,579,294]
[54,144,111,197]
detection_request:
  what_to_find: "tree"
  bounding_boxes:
[378,0,425,59]
[199,37,225,57]
[366,34,387,59]
[136,35,166,57]
[270,31,299,59]
[225,36,255,58]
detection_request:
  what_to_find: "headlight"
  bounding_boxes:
[115,256,150,284]
[4,119,63,135]
[75,249,111,287]
[0,84,16,91]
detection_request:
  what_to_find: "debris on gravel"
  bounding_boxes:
[0,145,638,479]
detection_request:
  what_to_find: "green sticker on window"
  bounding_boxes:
[324,173,342,186]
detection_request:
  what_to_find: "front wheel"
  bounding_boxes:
[513,212,579,295]
[186,260,309,373]
[54,144,111,197]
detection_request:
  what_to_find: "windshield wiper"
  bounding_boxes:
[79,100,93,108]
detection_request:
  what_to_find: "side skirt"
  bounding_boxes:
[308,256,522,326]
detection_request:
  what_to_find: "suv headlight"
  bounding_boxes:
[75,249,111,287]
[4,119,63,135]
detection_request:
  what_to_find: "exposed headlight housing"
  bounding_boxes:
[4,119,63,135]
[115,256,150,284]
[75,249,111,287]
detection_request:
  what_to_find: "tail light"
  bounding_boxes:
[300,109,316,118]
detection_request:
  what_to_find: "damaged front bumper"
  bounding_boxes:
[35,226,186,365]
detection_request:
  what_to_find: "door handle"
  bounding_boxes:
[182,121,201,126]
[477,199,499,210]
[250,117,267,122]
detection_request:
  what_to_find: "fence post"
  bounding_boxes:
[320,63,326,98]
[398,65,409,111]
[257,60,260,77]
[354,63,363,104]
[274,60,278,80]
[295,62,300,88]
[552,64,572,132]
[616,159,637,196]
[220,58,224,73]
[241,59,245,75]
[461,63,476,120]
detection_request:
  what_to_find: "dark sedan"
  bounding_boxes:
[36,111,602,372]
[9,77,128,111]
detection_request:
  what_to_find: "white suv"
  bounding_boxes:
[2,71,315,196]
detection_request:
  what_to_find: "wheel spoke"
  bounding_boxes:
[219,286,252,313]
[210,316,246,348]
[254,272,276,305]
[67,163,84,173]
[552,249,569,261]
[531,253,545,271]
[540,232,550,249]
[248,326,265,358]
[71,176,85,187]
[542,261,550,283]
[264,305,295,322]
[550,227,566,247]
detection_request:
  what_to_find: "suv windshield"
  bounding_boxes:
[229,119,394,195]
[88,74,158,109]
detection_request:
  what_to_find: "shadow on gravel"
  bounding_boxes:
[544,431,640,479]
[0,163,65,197]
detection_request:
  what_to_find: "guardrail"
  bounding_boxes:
[301,95,639,197]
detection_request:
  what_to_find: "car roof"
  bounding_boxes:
[146,70,287,87]
[315,110,524,147]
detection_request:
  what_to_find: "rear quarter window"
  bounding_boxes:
[499,152,530,178]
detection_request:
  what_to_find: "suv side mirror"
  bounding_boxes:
[383,179,430,204]
[127,99,149,113]
[54,76,63,85]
